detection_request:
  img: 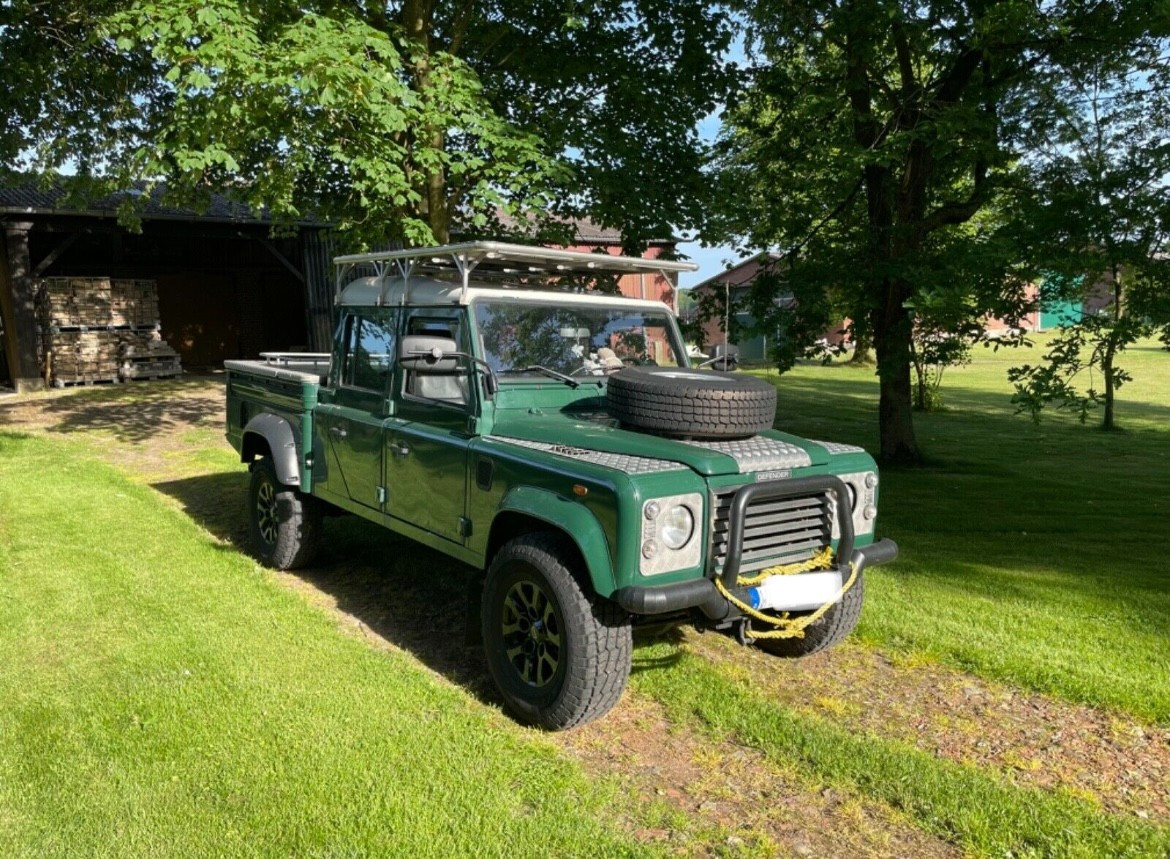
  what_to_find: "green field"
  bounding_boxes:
[0,334,1167,856]
[763,338,1170,722]
[0,432,650,858]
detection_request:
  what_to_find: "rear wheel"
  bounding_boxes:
[755,573,865,658]
[248,457,322,570]
[482,533,632,730]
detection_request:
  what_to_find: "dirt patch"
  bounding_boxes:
[558,693,961,858]
[0,376,225,478]
[693,631,1170,821]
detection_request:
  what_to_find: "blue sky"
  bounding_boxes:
[673,36,750,289]
[674,240,747,289]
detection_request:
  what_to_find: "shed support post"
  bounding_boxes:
[0,222,45,392]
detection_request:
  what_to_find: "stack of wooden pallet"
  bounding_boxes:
[38,277,182,387]
[44,329,121,384]
[40,277,160,328]
[118,330,182,381]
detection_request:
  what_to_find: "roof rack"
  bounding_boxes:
[332,240,698,305]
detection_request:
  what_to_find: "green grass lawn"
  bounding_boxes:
[0,432,648,858]
[634,646,1170,858]
[760,337,1170,722]
[2,336,1167,856]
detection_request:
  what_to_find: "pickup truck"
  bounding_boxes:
[225,242,897,730]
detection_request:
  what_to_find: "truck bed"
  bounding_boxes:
[224,353,330,385]
[225,353,329,492]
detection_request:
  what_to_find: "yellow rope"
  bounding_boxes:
[714,548,859,640]
[734,547,835,586]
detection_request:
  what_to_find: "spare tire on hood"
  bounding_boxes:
[605,366,777,440]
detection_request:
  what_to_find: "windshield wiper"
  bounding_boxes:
[501,365,580,388]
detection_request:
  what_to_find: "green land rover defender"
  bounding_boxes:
[225,242,897,730]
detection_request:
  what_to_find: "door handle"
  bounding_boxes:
[329,426,348,439]
[390,440,410,457]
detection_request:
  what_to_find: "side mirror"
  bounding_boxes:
[399,334,499,397]
[400,335,460,373]
[709,343,740,371]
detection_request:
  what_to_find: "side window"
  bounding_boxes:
[342,311,397,392]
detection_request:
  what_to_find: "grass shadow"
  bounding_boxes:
[0,375,224,443]
[153,471,493,699]
[152,470,673,713]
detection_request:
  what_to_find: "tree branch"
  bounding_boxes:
[920,159,988,234]
[447,0,477,56]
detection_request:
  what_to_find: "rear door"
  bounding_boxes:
[315,310,398,511]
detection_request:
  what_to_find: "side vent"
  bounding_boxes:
[476,457,494,491]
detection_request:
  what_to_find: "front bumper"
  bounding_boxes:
[614,537,899,617]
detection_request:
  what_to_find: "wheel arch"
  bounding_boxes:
[241,413,301,487]
[485,488,617,598]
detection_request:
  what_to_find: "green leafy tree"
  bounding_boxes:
[2,1,734,249]
[1009,48,1170,430]
[708,0,1162,463]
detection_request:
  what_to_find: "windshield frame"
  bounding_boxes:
[468,296,692,383]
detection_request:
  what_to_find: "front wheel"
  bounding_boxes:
[248,457,322,570]
[755,573,865,658]
[482,533,632,730]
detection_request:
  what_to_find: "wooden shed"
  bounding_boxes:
[0,180,334,392]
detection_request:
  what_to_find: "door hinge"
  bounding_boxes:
[376,485,388,504]
[458,516,473,538]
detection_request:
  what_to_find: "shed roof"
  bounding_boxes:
[0,176,317,226]
[689,253,782,293]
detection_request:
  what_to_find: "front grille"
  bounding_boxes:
[710,486,833,575]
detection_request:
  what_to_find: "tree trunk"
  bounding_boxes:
[1100,264,1124,431]
[873,283,921,463]
[849,330,872,364]
[401,0,449,243]
[1101,337,1116,430]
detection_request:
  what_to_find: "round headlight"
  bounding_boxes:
[660,505,695,550]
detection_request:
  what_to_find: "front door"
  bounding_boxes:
[386,309,474,543]
[315,310,398,510]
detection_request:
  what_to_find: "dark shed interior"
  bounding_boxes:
[1,183,334,392]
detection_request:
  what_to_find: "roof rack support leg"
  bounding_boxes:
[392,259,415,305]
[453,253,480,303]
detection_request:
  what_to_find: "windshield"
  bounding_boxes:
[474,300,686,378]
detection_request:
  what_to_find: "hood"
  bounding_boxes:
[489,401,829,478]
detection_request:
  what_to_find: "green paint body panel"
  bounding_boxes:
[225,299,883,605]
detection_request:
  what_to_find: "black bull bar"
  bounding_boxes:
[614,475,899,618]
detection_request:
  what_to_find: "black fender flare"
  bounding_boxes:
[242,413,301,487]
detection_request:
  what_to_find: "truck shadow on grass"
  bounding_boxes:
[152,470,681,714]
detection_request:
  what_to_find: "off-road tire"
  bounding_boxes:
[606,366,777,440]
[482,532,632,730]
[755,573,865,658]
[248,457,322,570]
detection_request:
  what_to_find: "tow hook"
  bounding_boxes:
[734,618,753,646]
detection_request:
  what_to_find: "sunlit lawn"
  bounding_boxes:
[0,432,648,858]
[758,336,1170,722]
